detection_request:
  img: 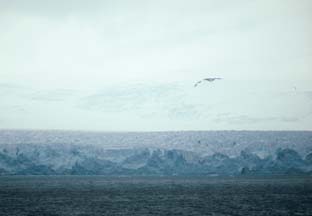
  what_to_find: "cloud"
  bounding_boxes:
[0,83,31,96]
[167,103,203,120]
[213,114,302,125]
[1,0,311,89]
[0,82,78,102]
[78,83,185,113]
[0,0,105,17]
[304,91,312,101]
[0,0,312,130]
[29,89,77,102]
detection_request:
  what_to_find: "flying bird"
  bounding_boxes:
[194,78,222,87]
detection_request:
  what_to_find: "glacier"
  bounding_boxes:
[0,130,312,176]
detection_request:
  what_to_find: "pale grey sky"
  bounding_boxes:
[0,0,311,131]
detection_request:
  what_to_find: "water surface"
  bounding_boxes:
[0,176,311,215]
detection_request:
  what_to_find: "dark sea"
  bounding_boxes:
[0,176,311,216]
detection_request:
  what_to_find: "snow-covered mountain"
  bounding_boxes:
[0,130,311,176]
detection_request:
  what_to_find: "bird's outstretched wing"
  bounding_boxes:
[194,80,202,87]
[194,77,222,87]
[203,78,222,82]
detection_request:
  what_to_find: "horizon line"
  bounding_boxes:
[0,128,312,133]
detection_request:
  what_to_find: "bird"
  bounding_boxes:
[194,78,222,87]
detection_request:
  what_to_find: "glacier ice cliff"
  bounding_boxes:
[0,130,312,176]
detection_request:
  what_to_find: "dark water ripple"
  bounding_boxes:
[0,176,312,216]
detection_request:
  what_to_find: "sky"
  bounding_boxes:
[0,0,311,131]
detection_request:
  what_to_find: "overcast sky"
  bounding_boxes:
[0,0,311,131]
